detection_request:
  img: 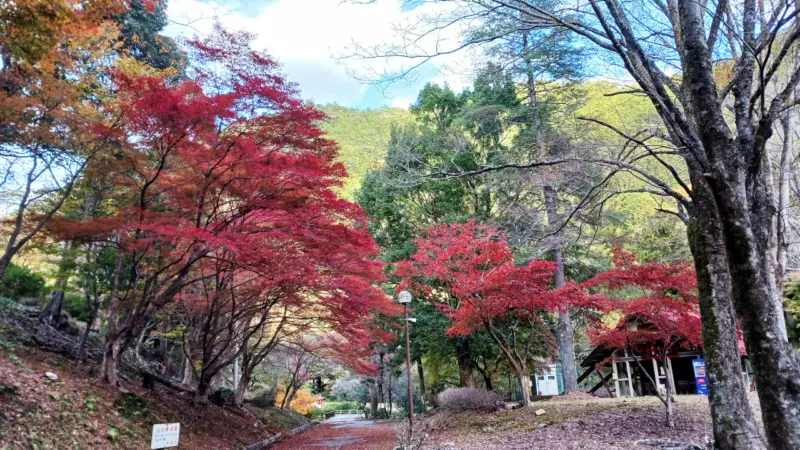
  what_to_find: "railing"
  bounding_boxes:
[333,410,362,415]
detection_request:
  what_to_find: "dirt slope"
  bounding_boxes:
[0,346,298,450]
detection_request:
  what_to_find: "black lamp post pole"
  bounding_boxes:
[404,303,414,427]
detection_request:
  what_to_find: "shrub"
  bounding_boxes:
[306,406,324,420]
[211,386,236,406]
[322,401,360,412]
[435,387,503,412]
[249,387,276,408]
[62,292,92,322]
[275,388,321,414]
[393,417,430,450]
[0,296,19,317]
[0,264,46,300]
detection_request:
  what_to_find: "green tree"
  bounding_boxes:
[114,0,185,73]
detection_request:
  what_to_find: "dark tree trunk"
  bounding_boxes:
[41,238,79,326]
[285,384,301,410]
[483,372,493,391]
[377,350,386,415]
[687,184,766,450]
[679,2,800,446]
[455,336,474,387]
[0,253,12,281]
[41,289,65,325]
[194,378,211,405]
[387,374,393,415]
[369,382,378,418]
[715,184,800,449]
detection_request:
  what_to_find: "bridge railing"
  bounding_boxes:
[333,409,362,415]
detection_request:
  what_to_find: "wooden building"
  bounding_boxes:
[579,315,753,397]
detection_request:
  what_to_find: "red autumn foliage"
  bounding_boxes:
[397,222,601,404]
[397,222,601,336]
[583,247,702,354]
[583,248,701,427]
[48,24,396,386]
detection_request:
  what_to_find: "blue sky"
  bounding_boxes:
[164,0,468,110]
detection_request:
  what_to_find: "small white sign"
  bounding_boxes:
[151,423,180,449]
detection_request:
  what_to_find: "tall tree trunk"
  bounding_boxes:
[679,2,800,446]
[377,350,386,416]
[368,382,378,419]
[716,182,800,449]
[544,185,577,393]
[454,336,474,387]
[416,356,426,412]
[524,25,578,393]
[687,182,767,450]
[762,132,789,342]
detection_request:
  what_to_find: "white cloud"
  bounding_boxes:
[164,0,470,107]
[390,97,412,109]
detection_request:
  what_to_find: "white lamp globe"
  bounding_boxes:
[398,290,412,304]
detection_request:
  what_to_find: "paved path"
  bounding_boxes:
[272,414,395,450]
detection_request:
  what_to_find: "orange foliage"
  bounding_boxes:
[275,388,321,415]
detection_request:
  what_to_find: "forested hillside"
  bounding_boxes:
[2,1,800,449]
[319,105,413,199]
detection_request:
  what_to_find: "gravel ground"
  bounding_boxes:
[423,394,762,450]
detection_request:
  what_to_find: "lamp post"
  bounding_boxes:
[398,290,414,427]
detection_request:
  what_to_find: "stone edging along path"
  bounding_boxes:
[240,421,320,450]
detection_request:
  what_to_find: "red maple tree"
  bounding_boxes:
[583,248,702,427]
[397,222,600,405]
[49,24,395,388]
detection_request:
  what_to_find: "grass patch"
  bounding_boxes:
[107,423,120,442]
[83,395,98,412]
[114,392,150,421]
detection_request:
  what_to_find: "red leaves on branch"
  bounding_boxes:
[583,247,702,353]
[397,222,596,337]
[49,25,394,375]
